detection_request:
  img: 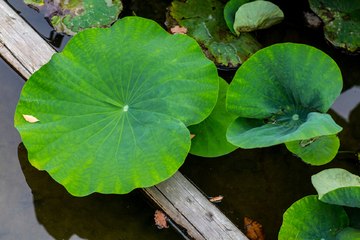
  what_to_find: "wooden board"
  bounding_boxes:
[0,1,248,239]
[144,171,248,239]
[0,0,55,79]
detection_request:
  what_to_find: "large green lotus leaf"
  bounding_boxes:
[188,78,238,157]
[234,1,284,35]
[335,227,360,240]
[312,168,360,208]
[224,0,249,35]
[227,112,342,148]
[24,0,123,35]
[170,0,262,67]
[14,17,219,196]
[285,134,340,166]
[278,195,349,239]
[309,0,360,53]
[226,43,343,119]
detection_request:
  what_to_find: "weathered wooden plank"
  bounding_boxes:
[0,1,248,239]
[0,0,55,79]
[144,171,248,240]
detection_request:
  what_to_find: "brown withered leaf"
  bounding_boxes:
[169,25,188,35]
[190,134,195,139]
[154,210,168,229]
[23,114,40,123]
[244,217,266,240]
[209,195,223,203]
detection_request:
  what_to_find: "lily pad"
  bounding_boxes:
[189,77,238,157]
[170,0,262,67]
[309,0,360,53]
[24,0,123,35]
[335,227,360,240]
[285,134,340,165]
[224,0,249,35]
[234,1,284,35]
[278,195,349,239]
[14,17,219,196]
[312,168,360,208]
[226,43,342,154]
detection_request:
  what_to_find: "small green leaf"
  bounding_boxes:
[312,168,360,208]
[234,1,284,35]
[224,0,249,35]
[189,78,238,157]
[14,17,219,196]
[278,195,349,239]
[285,134,340,165]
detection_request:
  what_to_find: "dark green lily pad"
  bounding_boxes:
[226,43,342,155]
[14,17,219,196]
[278,195,349,239]
[312,168,360,208]
[170,0,262,67]
[189,77,238,157]
[24,0,123,35]
[224,0,249,35]
[234,1,284,35]
[309,0,360,52]
[335,227,360,239]
[285,134,340,165]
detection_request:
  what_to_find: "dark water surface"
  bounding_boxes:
[2,0,360,239]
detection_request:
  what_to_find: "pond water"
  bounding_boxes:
[1,0,360,239]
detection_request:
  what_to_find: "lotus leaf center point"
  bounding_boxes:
[292,114,299,121]
[123,105,129,112]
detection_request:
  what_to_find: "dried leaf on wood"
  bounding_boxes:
[23,114,40,123]
[244,217,266,240]
[209,195,224,203]
[168,25,188,35]
[154,210,168,229]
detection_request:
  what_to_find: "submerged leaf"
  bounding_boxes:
[244,217,266,240]
[14,17,218,196]
[170,0,261,67]
[24,0,123,35]
[309,0,360,52]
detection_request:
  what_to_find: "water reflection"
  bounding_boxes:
[17,143,184,240]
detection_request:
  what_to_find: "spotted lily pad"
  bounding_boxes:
[170,0,262,67]
[24,0,123,35]
[309,0,360,52]
[14,17,219,196]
